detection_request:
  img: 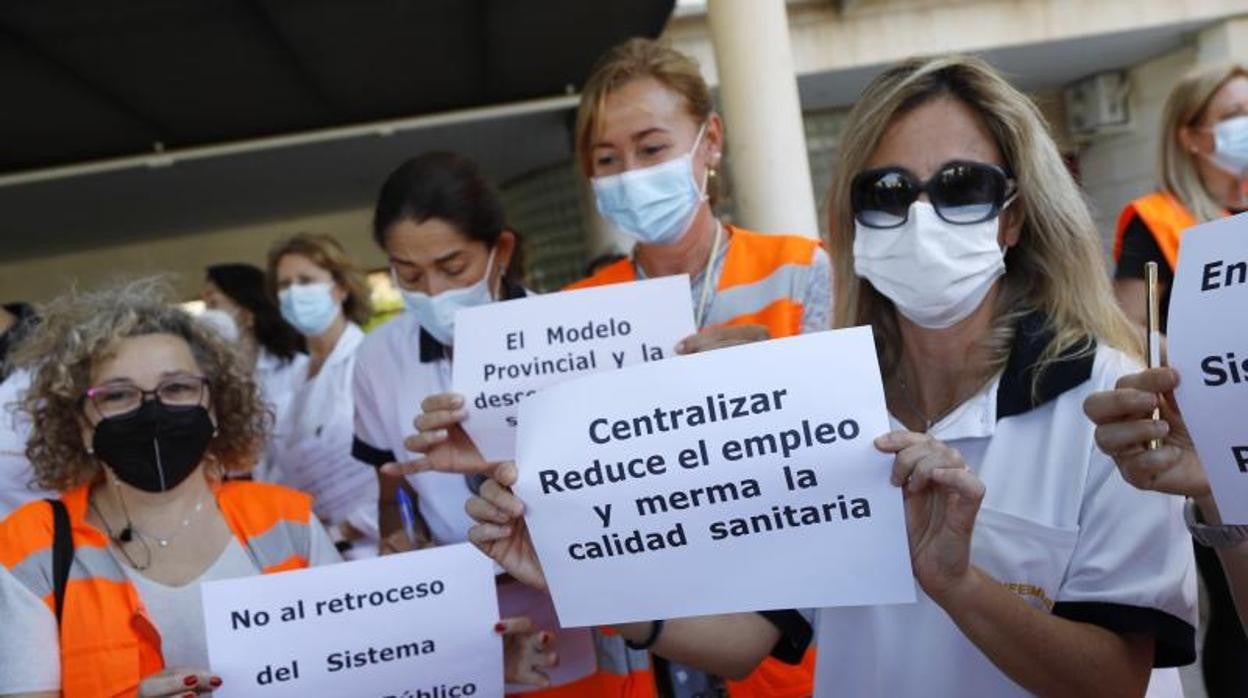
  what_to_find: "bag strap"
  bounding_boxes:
[46,498,73,626]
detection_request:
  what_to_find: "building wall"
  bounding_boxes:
[0,207,385,304]
[1078,18,1247,262]
[1076,45,1197,260]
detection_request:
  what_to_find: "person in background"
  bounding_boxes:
[1114,63,1248,330]
[355,153,592,695]
[0,303,37,380]
[568,38,830,345]
[1111,62,1248,696]
[201,264,307,480]
[266,234,380,559]
[412,54,1200,698]
[0,302,44,519]
[584,251,627,278]
[1085,367,1248,630]
[396,37,833,698]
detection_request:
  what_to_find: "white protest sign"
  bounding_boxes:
[1168,212,1248,523]
[514,326,915,627]
[453,275,696,462]
[202,543,502,698]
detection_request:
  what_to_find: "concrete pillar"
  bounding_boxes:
[706,0,819,238]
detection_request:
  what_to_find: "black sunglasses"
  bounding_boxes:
[851,160,1016,229]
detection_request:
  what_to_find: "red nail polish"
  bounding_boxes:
[210,676,223,687]
[184,675,198,686]
[494,622,507,633]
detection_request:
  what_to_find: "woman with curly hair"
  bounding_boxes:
[0,279,556,698]
[0,279,341,697]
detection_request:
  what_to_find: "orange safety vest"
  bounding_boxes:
[0,480,313,698]
[568,225,822,340]
[1113,191,1196,270]
[567,224,821,698]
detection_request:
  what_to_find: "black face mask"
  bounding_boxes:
[92,401,215,493]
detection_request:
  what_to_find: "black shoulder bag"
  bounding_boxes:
[45,498,73,625]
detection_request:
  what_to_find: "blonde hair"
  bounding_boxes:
[13,278,269,491]
[267,233,373,326]
[574,38,714,178]
[1159,62,1248,222]
[827,55,1139,384]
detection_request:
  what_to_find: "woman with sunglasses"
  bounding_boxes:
[412,55,1199,697]
[1110,62,1248,696]
[0,280,556,698]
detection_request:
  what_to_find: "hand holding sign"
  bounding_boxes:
[514,326,913,627]
[876,431,986,603]
[1085,367,1211,498]
[466,462,549,590]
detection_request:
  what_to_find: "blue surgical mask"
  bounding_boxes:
[591,123,709,245]
[396,249,496,346]
[1209,115,1248,177]
[278,282,340,337]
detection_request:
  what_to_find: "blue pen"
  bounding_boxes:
[397,488,419,548]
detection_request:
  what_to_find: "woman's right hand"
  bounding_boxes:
[139,669,221,696]
[1083,367,1209,498]
[383,393,497,477]
[465,462,548,591]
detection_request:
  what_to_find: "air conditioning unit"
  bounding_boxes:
[1063,71,1131,140]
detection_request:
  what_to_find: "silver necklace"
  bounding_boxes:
[108,477,206,548]
[133,497,205,547]
[895,370,995,433]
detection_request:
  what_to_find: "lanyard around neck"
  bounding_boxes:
[695,221,724,328]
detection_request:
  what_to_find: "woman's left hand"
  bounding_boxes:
[497,617,557,688]
[876,431,986,603]
[675,324,769,355]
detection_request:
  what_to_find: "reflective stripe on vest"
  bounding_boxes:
[0,480,313,698]
[1113,191,1196,270]
[567,226,821,340]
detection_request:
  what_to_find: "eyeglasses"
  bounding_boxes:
[851,160,1015,229]
[85,375,210,419]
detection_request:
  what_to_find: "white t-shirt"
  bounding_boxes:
[0,369,48,520]
[253,348,309,482]
[270,324,379,556]
[0,518,340,694]
[811,339,1197,697]
[352,310,479,546]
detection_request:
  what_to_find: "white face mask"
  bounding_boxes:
[1207,114,1248,178]
[278,282,340,337]
[591,123,709,245]
[853,201,1007,329]
[395,249,496,346]
[196,308,241,344]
